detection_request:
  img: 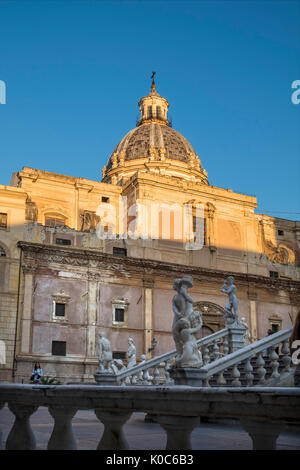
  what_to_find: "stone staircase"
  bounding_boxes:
[94,326,295,388]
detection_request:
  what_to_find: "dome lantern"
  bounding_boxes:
[137,72,170,126]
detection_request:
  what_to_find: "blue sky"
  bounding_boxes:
[0,0,299,220]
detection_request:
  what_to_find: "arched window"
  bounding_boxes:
[0,246,6,257]
[156,106,161,119]
[45,215,66,228]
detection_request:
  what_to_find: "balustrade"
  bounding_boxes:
[197,328,294,388]
[101,328,231,387]
[0,384,299,451]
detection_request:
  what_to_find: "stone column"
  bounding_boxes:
[206,203,216,246]
[248,292,258,342]
[6,404,38,450]
[207,203,217,267]
[86,276,98,357]
[143,278,154,359]
[240,418,285,450]
[47,405,77,450]
[95,410,132,450]
[155,415,199,450]
[20,266,36,353]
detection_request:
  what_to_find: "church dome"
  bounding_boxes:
[107,122,199,168]
[102,76,208,185]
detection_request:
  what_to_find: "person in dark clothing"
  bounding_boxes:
[30,362,43,384]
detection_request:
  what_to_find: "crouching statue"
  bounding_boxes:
[172,275,203,368]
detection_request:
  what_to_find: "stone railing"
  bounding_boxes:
[97,327,240,385]
[0,383,299,450]
[190,327,293,387]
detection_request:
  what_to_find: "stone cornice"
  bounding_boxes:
[0,185,27,200]
[18,167,122,194]
[17,241,300,295]
[121,172,257,208]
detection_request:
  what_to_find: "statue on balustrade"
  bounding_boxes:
[240,317,251,345]
[172,275,203,368]
[127,337,136,369]
[174,317,203,368]
[111,359,127,375]
[220,276,240,325]
[97,331,113,373]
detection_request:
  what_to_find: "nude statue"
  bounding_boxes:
[97,332,113,372]
[172,276,194,355]
[174,317,203,368]
[221,276,239,324]
[172,275,203,366]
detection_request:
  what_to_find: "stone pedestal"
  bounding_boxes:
[94,370,120,385]
[170,367,205,387]
[227,322,246,352]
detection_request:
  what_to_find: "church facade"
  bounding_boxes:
[0,79,299,383]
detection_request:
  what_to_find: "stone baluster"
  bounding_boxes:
[164,360,171,384]
[211,340,221,361]
[270,345,280,379]
[231,364,241,387]
[6,404,38,450]
[223,336,229,356]
[203,346,210,365]
[281,340,292,373]
[142,369,151,385]
[131,374,137,385]
[240,418,285,450]
[153,367,160,385]
[155,415,199,450]
[216,369,227,386]
[244,357,254,386]
[204,374,211,387]
[95,410,132,450]
[47,405,77,450]
[256,351,266,384]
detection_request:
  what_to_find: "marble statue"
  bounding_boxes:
[127,338,136,369]
[172,275,203,368]
[97,332,113,372]
[174,317,203,368]
[111,358,127,375]
[172,275,194,354]
[220,276,239,325]
[240,317,251,345]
